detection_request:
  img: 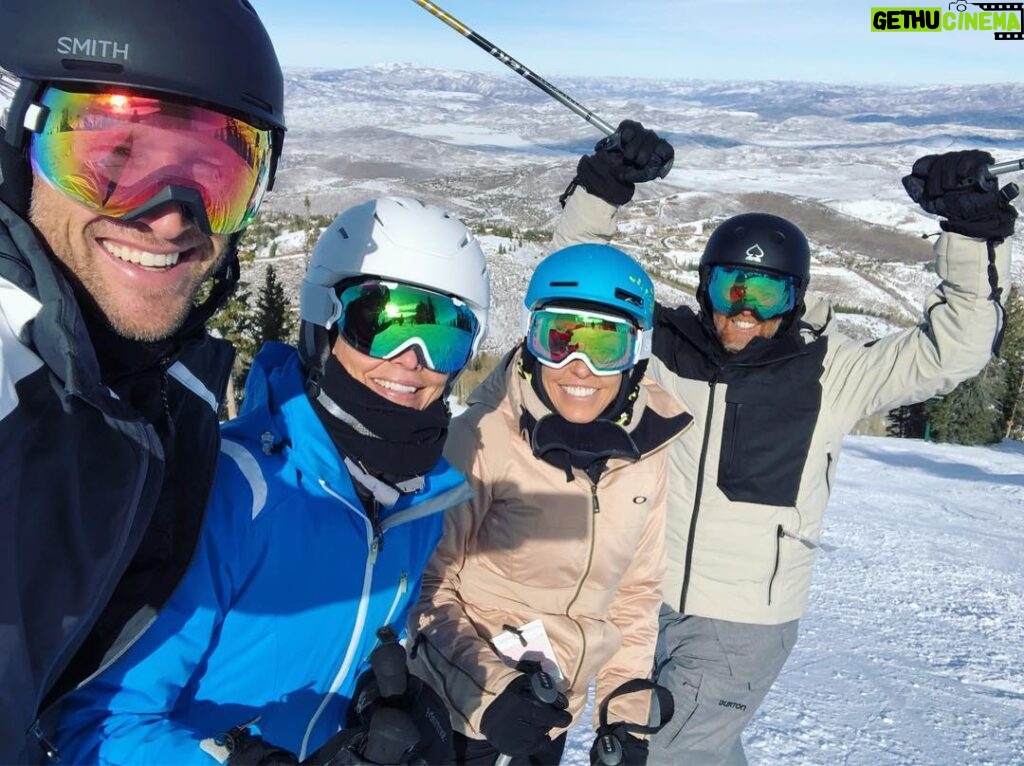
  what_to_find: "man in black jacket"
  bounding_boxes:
[553,123,1015,765]
[0,2,286,760]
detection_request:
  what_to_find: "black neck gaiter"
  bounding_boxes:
[518,348,643,481]
[310,355,450,481]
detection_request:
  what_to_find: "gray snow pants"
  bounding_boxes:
[647,604,799,766]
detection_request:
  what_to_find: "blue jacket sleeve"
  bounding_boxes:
[54,455,250,765]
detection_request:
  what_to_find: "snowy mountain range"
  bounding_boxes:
[250,65,1024,354]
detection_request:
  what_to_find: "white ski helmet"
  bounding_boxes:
[299,196,490,380]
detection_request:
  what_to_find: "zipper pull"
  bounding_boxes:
[591,484,601,514]
[31,723,60,764]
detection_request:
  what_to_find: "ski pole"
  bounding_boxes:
[409,0,615,137]
[409,0,673,179]
[988,158,1024,177]
[493,671,560,766]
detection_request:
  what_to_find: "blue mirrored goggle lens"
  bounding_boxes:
[706,266,796,320]
[337,281,479,374]
[526,308,637,374]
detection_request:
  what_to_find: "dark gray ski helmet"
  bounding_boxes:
[698,212,811,316]
[0,0,286,207]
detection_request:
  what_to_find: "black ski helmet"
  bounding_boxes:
[0,0,286,210]
[697,212,811,317]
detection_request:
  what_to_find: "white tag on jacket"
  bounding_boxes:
[492,619,565,684]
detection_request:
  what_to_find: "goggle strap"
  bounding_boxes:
[301,279,344,330]
[638,328,653,361]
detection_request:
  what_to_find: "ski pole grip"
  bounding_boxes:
[369,626,408,700]
[527,670,559,705]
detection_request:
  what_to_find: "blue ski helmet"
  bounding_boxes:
[524,244,655,330]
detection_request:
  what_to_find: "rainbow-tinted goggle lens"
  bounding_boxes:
[526,307,641,376]
[28,86,274,235]
[337,280,480,375]
[706,265,797,320]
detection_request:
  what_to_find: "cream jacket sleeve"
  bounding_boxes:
[408,412,520,737]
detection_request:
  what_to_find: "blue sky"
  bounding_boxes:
[249,0,1021,84]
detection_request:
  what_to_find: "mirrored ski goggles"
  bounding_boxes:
[27,86,274,235]
[526,307,641,376]
[706,265,797,320]
[336,280,480,374]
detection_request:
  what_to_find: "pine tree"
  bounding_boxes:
[254,263,296,348]
[207,249,259,419]
[925,358,1006,445]
[997,286,1024,439]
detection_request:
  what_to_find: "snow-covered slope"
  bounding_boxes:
[559,435,1024,765]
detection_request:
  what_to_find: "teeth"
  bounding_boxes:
[104,242,181,267]
[374,379,418,394]
[732,319,757,329]
[562,385,597,398]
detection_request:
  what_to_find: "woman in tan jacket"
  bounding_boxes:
[408,244,690,765]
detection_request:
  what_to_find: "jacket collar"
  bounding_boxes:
[0,201,107,401]
[231,342,467,506]
[662,304,814,367]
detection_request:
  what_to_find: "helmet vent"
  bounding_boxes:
[336,226,350,239]
[61,60,122,74]
[549,281,577,287]
[614,288,643,308]
[240,92,273,115]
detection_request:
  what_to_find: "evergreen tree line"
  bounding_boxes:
[888,286,1024,445]
[208,253,297,419]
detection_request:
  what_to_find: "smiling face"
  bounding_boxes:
[30,176,229,341]
[332,336,449,410]
[713,309,783,353]
[539,359,623,424]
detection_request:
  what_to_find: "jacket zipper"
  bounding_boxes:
[381,571,409,629]
[302,479,379,761]
[564,480,600,689]
[768,525,783,605]
[825,452,833,493]
[680,375,717,612]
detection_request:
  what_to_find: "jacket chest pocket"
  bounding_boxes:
[718,398,817,507]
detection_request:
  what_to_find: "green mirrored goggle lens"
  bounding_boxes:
[706,266,796,320]
[337,281,479,374]
[526,308,638,374]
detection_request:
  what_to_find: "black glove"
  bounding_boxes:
[220,726,299,766]
[589,723,649,766]
[902,150,1017,240]
[309,629,454,766]
[479,673,573,757]
[573,120,675,206]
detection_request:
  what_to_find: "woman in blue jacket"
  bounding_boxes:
[54,197,490,765]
